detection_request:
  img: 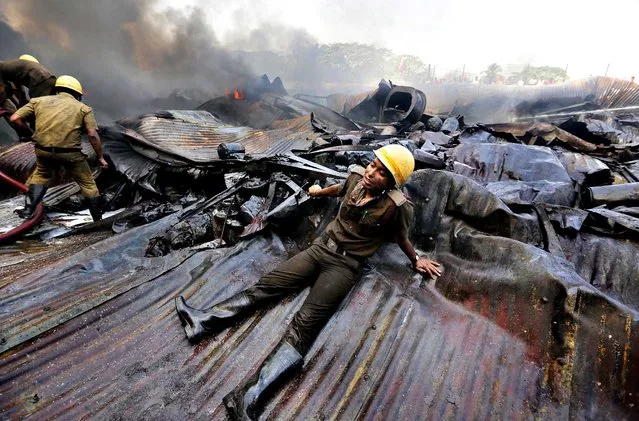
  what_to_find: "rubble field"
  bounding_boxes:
[1,76,638,419]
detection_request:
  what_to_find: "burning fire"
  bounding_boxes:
[233,89,245,100]
[224,87,246,100]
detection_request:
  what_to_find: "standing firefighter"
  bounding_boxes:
[175,144,441,420]
[9,75,108,221]
[0,55,56,110]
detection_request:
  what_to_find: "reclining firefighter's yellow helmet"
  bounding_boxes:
[374,144,415,186]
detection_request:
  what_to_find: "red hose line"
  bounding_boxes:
[0,170,44,243]
[0,170,28,193]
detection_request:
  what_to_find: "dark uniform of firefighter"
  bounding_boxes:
[175,144,442,421]
[0,55,56,111]
[9,75,108,221]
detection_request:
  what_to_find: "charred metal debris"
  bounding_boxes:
[2,76,639,419]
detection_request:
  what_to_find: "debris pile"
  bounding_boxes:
[1,76,639,419]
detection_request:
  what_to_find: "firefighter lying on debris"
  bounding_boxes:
[175,144,441,420]
[0,54,56,111]
[9,75,108,221]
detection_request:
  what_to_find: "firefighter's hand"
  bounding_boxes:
[414,257,442,277]
[308,185,322,197]
[98,157,108,169]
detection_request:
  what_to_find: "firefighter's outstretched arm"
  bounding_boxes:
[308,183,341,197]
[394,233,441,277]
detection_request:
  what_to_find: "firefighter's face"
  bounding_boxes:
[362,158,392,191]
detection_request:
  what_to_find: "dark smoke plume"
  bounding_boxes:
[1,0,255,121]
[0,20,28,58]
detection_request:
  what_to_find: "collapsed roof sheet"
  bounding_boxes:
[0,143,36,182]
[1,170,637,419]
[115,111,316,164]
[423,77,639,123]
[452,143,572,183]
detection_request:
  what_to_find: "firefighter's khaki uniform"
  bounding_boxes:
[0,59,56,99]
[244,165,413,354]
[15,92,100,197]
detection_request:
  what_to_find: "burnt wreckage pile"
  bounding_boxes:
[1,76,639,419]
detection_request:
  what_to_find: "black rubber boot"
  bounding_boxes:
[86,196,103,222]
[175,293,253,343]
[223,341,303,421]
[15,184,46,219]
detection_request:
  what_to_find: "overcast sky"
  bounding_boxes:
[161,0,638,79]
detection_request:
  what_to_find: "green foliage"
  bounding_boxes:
[509,65,568,84]
[243,42,432,86]
[481,63,502,84]
[315,43,431,82]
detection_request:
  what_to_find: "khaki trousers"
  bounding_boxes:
[27,149,99,198]
[246,238,364,355]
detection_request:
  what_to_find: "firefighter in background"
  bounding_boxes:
[0,77,17,114]
[0,55,56,110]
[175,144,441,420]
[9,75,108,221]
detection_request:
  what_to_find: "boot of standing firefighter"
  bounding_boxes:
[15,184,46,219]
[174,293,255,344]
[85,196,103,222]
[223,340,303,421]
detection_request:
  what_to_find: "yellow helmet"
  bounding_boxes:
[374,144,415,186]
[55,75,83,95]
[19,54,39,63]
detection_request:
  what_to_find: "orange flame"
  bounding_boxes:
[233,89,245,100]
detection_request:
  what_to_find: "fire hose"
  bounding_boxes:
[0,170,44,243]
[0,107,44,242]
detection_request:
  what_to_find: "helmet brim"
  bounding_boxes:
[374,149,401,187]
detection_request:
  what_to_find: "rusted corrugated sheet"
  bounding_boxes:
[0,230,112,287]
[0,234,562,419]
[1,168,637,419]
[116,111,317,164]
[0,143,36,182]
[0,240,548,420]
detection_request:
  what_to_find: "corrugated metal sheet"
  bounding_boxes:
[116,111,317,164]
[0,143,36,182]
[558,151,611,186]
[452,142,572,183]
[418,77,639,123]
[593,77,639,108]
[0,231,112,287]
[1,169,637,419]
[0,238,549,420]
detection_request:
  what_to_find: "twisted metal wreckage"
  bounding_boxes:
[1,76,639,419]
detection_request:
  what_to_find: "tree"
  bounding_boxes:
[509,65,568,84]
[318,43,395,82]
[481,63,502,84]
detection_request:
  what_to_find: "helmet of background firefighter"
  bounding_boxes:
[19,54,39,63]
[54,75,83,96]
[373,144,415,187]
